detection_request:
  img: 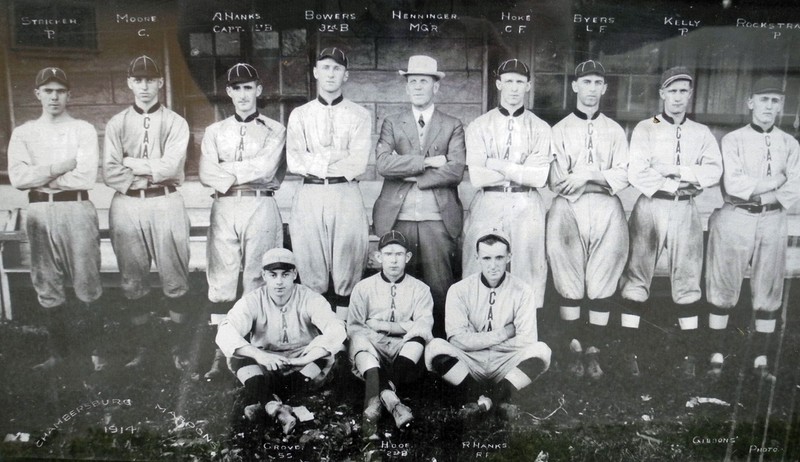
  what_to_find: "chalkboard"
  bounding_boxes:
[11,0,97,50]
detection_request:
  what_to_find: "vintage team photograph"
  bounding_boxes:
[1,0,799,460]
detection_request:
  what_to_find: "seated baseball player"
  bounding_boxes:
[215,248,346,434]
[425,230,551,419]
[348,230,434,436]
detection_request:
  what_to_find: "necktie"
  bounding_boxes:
[418,114,425,128]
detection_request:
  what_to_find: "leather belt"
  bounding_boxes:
[125,186,177,198]
[303,176,348,185]
[735,203,782,213]
[652,191,693,201]
[29,190,88,203]
[483,186,535,193]
[214,189,275,199]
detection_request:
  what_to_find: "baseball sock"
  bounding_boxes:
[620,299,643,372]
[495,357,548,402]
[393,337,426,387]
[431,354,476,400]
[753,310,778,370]
[587,298,612,350]
[708,304,729,366]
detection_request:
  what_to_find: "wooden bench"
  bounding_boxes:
[1,179,799,320]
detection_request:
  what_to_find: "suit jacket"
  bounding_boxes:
[373,108,466,238]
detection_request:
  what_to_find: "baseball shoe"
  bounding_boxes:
[32,355,61,371]
[265,400,297,435]
[388,402,414,429]
[362,396,382,437]
[624,353,641,377]
[585,346,603,380]
[204,349,226,381]
[458,395,493,418]
[243,403,265,422]
[707,352,724,380]
[496,403,520,421]
[125,347,149,368]
[91,349,108,372]
[682,355,697,379]
[568,339,585,378]
[380,388,413,429]
[753,356,776,383]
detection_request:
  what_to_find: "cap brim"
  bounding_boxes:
[399,70,446,79]
[662,75,692,88]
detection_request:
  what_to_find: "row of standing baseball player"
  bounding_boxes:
[6,48,799,388]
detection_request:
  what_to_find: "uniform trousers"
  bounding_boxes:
[620,195,703,305]
[706,203,786,312]
[546,193,629,300]
[289,182,368,296]
[26,200,102,308]
[109,191,191,301]
[207,196,283,302]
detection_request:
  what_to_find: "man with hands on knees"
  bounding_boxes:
[425,229,551,420]
[216,248,346,434]
[348,230,434,437]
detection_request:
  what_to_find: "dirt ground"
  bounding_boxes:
[1,274,800,461]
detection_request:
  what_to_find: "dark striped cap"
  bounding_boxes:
[128,55,161,78]
[496,59,530,79]
[226,63,260,85]
[379,230,409,250]
[575,60,606,78]
[35,67,69,88]
[318,47,348,68]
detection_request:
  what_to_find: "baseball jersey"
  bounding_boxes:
[720,124,800,207]
[216,283,347,359]
[445,272,538,346]
[466,107,552,188]
[628,113,722,197]
[286,96,371,180]
[8,117,98,192]
[200,113,286,193]
[103,104,190,192]
[348,272,434,343]
[549,110,629,199]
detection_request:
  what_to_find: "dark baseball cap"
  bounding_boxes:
[378,230,409,250]
[496,59,530,79]
[575,60,606,78]
[226,63,260,86]
[318,47,348,68]
[128,55,162,78]
[752,77,784,95]
[660,66,693,88]
[35,67,69,88]
[262,248,296,271]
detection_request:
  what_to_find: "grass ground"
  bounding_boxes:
[1,274,799,461]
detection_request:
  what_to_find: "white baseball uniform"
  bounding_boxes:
[424,272,551,382]
[103,103,191,300]
[216,283,346,384]
[706,123,800,312]
[621,113,722,304]
[462,107,552,309]
[286,95,371,297]
[8,117,102,308]
[200,112,286,302]
[547,110,630,301]
[347,272,434,376]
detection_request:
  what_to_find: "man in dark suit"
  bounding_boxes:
[373,55,466,337]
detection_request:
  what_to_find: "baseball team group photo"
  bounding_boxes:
[2,0,800,460]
